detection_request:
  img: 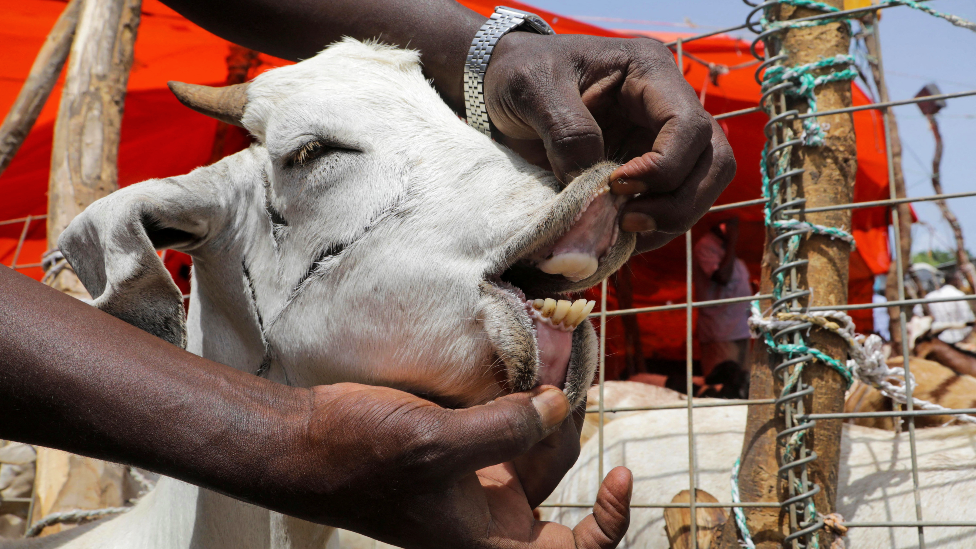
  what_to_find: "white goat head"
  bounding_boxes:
[60,39,635,408]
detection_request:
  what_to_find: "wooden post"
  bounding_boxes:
[924,113,976,291]
[0,0,81,176]
[32,0,143,536]
[665,489,727,549]
[862,14,913,346]
[46,0,142,295]
[719,2,856,547]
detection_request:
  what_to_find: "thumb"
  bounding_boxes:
[430,386,570,481]
[521,81,605,183]
[572,466,633,548]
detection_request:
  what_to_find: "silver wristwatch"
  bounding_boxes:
[464,6,555,136]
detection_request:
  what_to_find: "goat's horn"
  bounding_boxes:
[167,81,248,127]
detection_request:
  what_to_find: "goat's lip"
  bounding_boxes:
[480,164,627,393]
[486,280,592,390]
[493,165,626,298]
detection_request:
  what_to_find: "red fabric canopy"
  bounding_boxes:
[588,29,894,375]
[0,0,894,377]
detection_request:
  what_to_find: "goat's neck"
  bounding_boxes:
[78,268,332,549]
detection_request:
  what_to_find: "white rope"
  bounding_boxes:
[25,507,130,537]
[40,248,73,286]
[750,306,976,424]
[129,466,156,497]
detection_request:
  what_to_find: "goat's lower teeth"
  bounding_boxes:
[568,299,587,325]
[552,300,571,323]
[541,298,556,317]
[528,299,597,331]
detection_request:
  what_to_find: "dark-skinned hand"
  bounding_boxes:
[282,383,632,549]
[485,32,737,254]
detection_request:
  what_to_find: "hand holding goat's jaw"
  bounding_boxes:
[484,32,737,255]
[280,383,631,549]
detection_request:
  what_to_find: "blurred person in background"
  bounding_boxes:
[692,217,751,398]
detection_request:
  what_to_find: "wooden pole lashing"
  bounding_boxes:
[0,0,81,176]
[46,0,143,295]
[923,112,976,291]
[718,2,857,547]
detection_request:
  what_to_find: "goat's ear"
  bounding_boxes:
[59,169,235,348]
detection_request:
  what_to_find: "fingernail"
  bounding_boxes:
[621,212,657,233]
[532,388,569,431]
[610,178,649,195]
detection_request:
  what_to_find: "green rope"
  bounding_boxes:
[730,457,756,549]
[760,0,976,33]
[763,54,857,146]
[879,1,976,32]
[732,1,975,547]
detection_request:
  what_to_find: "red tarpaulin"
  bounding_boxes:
[0,0,894,378]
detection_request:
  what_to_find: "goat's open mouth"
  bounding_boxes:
[483,164,634,397]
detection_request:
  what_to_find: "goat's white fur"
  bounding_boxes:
[25,39,634,549]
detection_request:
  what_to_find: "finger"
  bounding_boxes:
[571,467,633,549]
[621,119,735,238]
[421,387,571,483]
[611,76,713,194]
[515,77,606,183]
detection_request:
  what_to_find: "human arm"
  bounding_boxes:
[158,0,736,255]
[713,218,739,285]
[0,265,630,548]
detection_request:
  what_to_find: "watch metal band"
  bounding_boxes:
[464,7,554,137]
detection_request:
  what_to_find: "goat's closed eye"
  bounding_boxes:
[287,140,329,167]
[285,139,359,168]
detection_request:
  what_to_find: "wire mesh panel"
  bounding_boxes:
[541,2,976,549]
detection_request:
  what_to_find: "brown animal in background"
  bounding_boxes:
[914,335,976,377]
[844,356,976,429]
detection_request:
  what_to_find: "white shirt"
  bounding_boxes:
[872,294,890,341]
[693,232,752,343]
[912,285,974,344]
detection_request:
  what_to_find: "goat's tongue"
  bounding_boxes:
[526,298,595,388]
[537,323,573,387]
[537,189,624,281]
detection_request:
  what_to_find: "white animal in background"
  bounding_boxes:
[19,39,635,549]
[579,380,688,446]
[544,388,976,549]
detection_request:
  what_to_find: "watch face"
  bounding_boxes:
[522,14,555,35]
[496,7,555,35]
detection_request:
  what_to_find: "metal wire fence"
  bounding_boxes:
[541,3,976,549]
[2,2,975,547]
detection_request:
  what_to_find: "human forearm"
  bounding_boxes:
[0,266,612,543]
[0,266,306,503]
[159,0,482,115]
